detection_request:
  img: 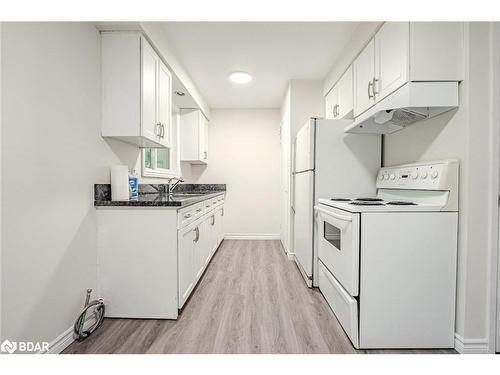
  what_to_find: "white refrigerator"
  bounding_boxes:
[292,118,381,286]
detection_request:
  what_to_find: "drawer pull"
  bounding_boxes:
[193,227,200,243]
[184,213,192,219]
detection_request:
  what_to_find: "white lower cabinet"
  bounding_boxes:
[97,194,225,318]
[177,199,225,309]
[178,223,197,309]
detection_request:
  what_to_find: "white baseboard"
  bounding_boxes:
[41,314,98,354]
[454,333,489,354]
[224,233,280,240]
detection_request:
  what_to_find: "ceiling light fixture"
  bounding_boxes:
[229,71,252,84]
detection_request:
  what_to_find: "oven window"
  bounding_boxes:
[324,221,341,251]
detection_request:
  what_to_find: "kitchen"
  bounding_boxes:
[1,8,500,371]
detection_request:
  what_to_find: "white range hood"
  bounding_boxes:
[344,81,459,134]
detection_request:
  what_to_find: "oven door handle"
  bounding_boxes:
[314,206,353,222]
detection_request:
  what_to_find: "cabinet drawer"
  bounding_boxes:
[178,203,204,229]
[318,261,359,348]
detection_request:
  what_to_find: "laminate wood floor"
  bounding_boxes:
[63,240,455,354]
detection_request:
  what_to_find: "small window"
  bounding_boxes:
[324,221,341,251]
[142,108,180,178]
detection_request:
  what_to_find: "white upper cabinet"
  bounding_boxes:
[353,22,463,118]
[326,65,353,120]
[409,22,464,81]
[157,60,172,147]
[337,65,353,119]
[325,85,338,119]
[180,109,209,164]
[374,22,409,102]
[353,39,376,117]
[101,32,172,148]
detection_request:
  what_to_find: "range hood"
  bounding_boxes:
[344,81,459,134]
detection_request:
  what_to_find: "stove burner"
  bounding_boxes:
[355,197,384,202]
[386,201,417,206]
[330,198,352,202]
[350,202,385,206]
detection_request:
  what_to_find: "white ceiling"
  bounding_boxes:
[161,22,360,109]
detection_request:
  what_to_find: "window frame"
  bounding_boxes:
[142,106,181,179]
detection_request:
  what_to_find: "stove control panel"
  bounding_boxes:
[376,160,458,191]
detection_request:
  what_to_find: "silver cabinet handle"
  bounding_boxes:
[372,77,379,95]
[336,104,340,117]
[211,215,215,226]
[221,208,224,217]
[184,213,192,219]
[332,105,336,117]
[368,81,374,99]
[204,151,207,160]
[196,208,203,213]
[193,226,200,243]
[156,122,162,137]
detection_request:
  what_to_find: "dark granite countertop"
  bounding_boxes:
[94,184,226,209]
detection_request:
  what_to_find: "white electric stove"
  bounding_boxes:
[314,159,459,349]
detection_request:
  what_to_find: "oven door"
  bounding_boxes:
[315,204,360,296]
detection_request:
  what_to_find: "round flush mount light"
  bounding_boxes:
[174,91,185,96]
[229,71,252,84]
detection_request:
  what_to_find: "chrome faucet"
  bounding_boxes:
[167,177,184,198]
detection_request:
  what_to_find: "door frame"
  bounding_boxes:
[490,21,500,354]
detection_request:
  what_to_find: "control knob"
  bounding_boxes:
[411,172,418,180]
[420,171,428,179]
[431,170,439,179]
[390,173,396,180]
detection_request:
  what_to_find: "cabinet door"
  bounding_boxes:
[374,22,409,101]
[337,65,353,119]
[141,37,159,143]
[199,115,209,162]
[353,39,376,117]
[217,206,225,246]
[193,223,205,281]
[178,225,196,309]
[157,60,172,148]
[325,86,338,120]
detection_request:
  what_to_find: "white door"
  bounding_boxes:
[325,85,338,119]
[353,39,376,117]
[157,60,172,148]
[199,114,209,162]
[194,221,206,280]
[374,22,409,101]
[293,171,315,278]
[216,206,225,246]
[295,120,315,172]
[178,224,196,308]
[207,212,217,258]
[315,204,361,296]
[337,65,353,119]
[141,37,159,143]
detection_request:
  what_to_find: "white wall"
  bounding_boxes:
[182,109,281,238]
[0,23,149,346]
[289,80,325,138]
